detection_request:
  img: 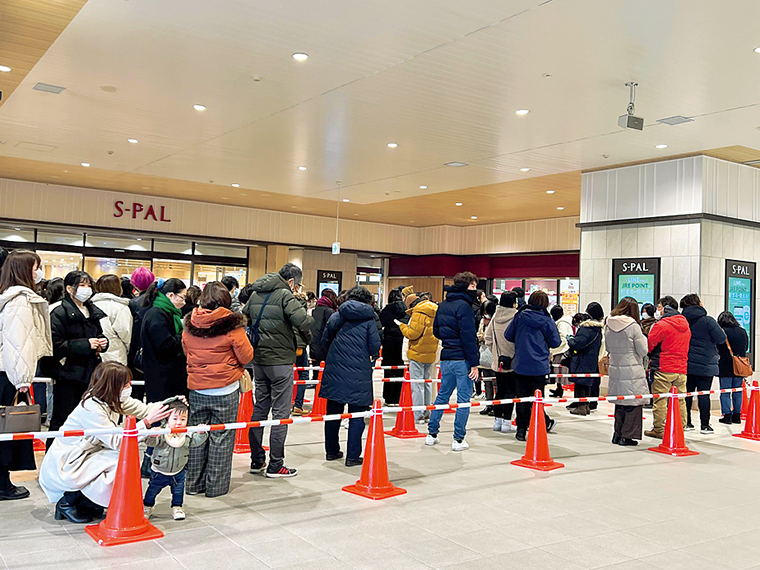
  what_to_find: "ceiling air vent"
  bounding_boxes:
[656,115,693,126]
[33,83,66,94]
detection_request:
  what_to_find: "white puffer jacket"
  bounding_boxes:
[91,292,132,365]
[0,286,53,388]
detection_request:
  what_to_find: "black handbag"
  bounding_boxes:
[0,391,41,434]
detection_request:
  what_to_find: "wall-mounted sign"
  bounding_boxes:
[726,259,755,361]
[114,201,171,222]
[559,278,580,317]
[331,241,341,255]
[317,270,342,297]
[611,257,660,309]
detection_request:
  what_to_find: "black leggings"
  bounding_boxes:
[514,373,551,430]
[685,374,713,426]
[494,371,517,420]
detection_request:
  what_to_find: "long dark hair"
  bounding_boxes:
[82,362,132,414]
[718,311,740,328]
[0,250,40,294]
[143,278,186,306]
[610,296,641,324]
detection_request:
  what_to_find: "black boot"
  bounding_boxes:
[733,412,743,424]
[77,493,105,518]
[55,492,93,524]
[549,386,563,398]
[0,470,29,501]
[618,438,639,446]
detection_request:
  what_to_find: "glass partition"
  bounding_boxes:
[194,264,246,287]
[152,259,192,283]
[84,258,152,280]
[38,251,82,280]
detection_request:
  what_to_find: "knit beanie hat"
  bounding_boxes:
[401,285,415,298]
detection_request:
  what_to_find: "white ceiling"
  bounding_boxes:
[3,0,760,207]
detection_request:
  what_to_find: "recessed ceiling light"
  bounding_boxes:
[136,238,142,241]
[193,104,206,111]
[754,47,760,54]
[0,66,11,73]
[342,199,350,202]
[419,185,427,189]
[127,138,138,144]
[298,166,307,171]
[80,162,90,167]
[455,202,463,206]
[656,144,668,149]
[471,216,478,220]
[546,190,555,194]
[445,162,467,167]
[240,193,247,196]
[14,227,20,231]
[516,109,530,116]
[557,206,565,210]
[292,53,309,61]
[231,183,240,187]
[387,143,398,148]
[520,167,530,172]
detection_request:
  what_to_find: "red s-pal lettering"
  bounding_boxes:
[114,201,124,218]
[132,203,144,219]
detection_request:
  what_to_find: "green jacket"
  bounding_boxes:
[243,273,313,366]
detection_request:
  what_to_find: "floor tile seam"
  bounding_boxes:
[533,543,636,568]
[394,539,483,566]
[0,533,86,559]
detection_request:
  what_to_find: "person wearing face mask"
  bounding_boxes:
[48,271,109,447]
[39,362,173,523]
[0,250,53,500]
[140,278,189,403]
[242,263,312,478]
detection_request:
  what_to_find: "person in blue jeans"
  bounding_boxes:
[426,272,480,452]
[717,311,749,425]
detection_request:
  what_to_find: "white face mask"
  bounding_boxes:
[34,268,44,284]
[120,387,132,402]
[654,309,662,320]
[74,286,92,303]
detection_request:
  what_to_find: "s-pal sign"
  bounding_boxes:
[114,201,171,222]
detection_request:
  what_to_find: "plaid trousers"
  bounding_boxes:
[186,389,239,497]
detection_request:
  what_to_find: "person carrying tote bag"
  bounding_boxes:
[0,250,53,500]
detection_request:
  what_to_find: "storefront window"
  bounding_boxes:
[194,242,247,258]
[0,224,34,243]
[194,264,246,287]
[38,251,82,280]
[85,234,149,251]
[153,240,193,255]
[152,259,192,283]
[84,258,151,280]
[37,230,84,247]
[525,279,558,306]
[492,278,523,297]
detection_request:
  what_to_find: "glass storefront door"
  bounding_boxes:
[38,251,83,280]
[193,264,246,288]
[152,259,192,283]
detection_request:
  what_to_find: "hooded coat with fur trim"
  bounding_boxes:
[567,320,604,385]
[182,307,254,391]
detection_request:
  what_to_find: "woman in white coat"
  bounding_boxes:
[39,362,171,523]
[91,274,132,365]
[0,250,53,500]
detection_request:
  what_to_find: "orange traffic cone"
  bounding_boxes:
[307,362,327,417]
[28,385,46,452]
[511,390,564,471]
[233,389,254,454]
[385,370,425,439]
[343,399,406,500]
[649,387,698,457]
[85,416,163,546]
[734,381,760,441]
[741,383,749,421]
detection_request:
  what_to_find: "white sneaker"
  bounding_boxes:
[425,434,439,446]
[172,506,186,520]
[340,418,349,430]
[493,418,503,431]
[143,506,153,519]
[452,439,469,452]
[501,421,515,433]
[416,418,426,425]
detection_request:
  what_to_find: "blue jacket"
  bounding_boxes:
[567,320,604,386]
[505,305,561,376]
[433,287,479,367]
[319,300,382,406]
[682,305,726,377]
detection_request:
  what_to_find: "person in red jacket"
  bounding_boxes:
[644,296,691,438]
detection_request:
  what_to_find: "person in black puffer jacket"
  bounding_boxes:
[127,267,155,402]
[379,289,409,405]
[49,271,109,447]
[320,286,381,466]
[717,311,749,425]
[567,302,605,415]
[681,294,726,433]
[309,289,338,366]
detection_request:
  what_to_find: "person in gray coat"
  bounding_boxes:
[605,297,648,445]
[485,291,517,433]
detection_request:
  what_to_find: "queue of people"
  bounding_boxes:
[0,249,751,525]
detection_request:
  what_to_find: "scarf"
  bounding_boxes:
[153,291,183,335]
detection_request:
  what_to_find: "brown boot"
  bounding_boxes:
[644,429,663,439]
[569,403,590,416]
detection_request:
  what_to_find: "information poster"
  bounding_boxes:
[726,260,755,358]
[559,279,579,317]
[317,270,342,297]
[611,258,661,309]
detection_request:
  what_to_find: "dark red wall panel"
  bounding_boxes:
[388,252,579,279]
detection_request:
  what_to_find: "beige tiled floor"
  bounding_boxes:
[4,396,760,570]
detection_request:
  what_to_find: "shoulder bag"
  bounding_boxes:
[0,390,41,434]
[246,291,274,349]
[726,337,753,378]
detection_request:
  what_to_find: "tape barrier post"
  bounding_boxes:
[233,389,254,454]
[343,399,406,500]
[511,390,564,472]
[741,383,749,421]
[27,386,46,452]
[85,416,163,546]
[649,387,698,457]
[307,362,327,418]
[734,380,760,441]
[384,369,425,439]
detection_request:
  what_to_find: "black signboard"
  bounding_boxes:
[611,257,661,309]
[725,260,755,364]
[317,270,342,297]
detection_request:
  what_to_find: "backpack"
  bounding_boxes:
[246,292,273,349]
